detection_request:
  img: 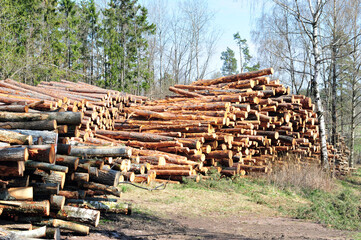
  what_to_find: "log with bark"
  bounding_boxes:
[0,146,29,162]
[0,200,50,216]
[56,205,100,227]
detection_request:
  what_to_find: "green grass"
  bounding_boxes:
[295,189,360,230]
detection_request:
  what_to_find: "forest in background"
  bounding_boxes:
[0,0,360,166]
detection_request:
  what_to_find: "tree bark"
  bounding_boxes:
[0,146,28,162]
[27,145,56,164]
[0,120,57,130]
[70,145,132,158]
[0,130,32,145]
[78,181,121,197]
[311,6,329,170]
[50,219,89,235]
[57,205,100,227]
[25,160,68,173]
[0,200,50,216]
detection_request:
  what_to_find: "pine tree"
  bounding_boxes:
[0,0,20,80]
[41,0,66,82]
[79,0,99,84]
[102,0,155,92]
[233,33,259,73]
[220,47,238,76]
[3,0,45,84]
[59,0,81,77]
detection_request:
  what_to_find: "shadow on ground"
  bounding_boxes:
[63,211,257,240]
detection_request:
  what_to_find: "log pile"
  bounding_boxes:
[101,68,350,177]
[334,136,351,175]
[0,110,132,238]
[0,67,351,237]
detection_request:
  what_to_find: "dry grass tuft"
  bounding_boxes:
[265,156,335,192]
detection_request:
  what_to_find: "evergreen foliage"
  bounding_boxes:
[0,0,155,93]
[220,47,237,76]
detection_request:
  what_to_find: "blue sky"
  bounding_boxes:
[137,0,261,76]
[206,0,257,75]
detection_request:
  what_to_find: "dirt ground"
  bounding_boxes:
[64,212,355,240]
[63,184,359,240]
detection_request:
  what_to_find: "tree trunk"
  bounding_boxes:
[191,68,274,86]
[90,169,121,187]
[45,227,61,240]
[0,111,81,125]
[10,129,58,147]
[350,88,355,168]
[0,161,24,177]
[66,199,131,215]
[77,181,121,197]
[311,5,329,170]
[55,155,79,170]
[4,176,29,188]
[331,43,337,146]
[43,171,66,189]
[0,105,29,112]
[71,172,89,182]
[30,182,59,197]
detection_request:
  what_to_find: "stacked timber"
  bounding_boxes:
[0,68,350,193]
[104,68,349,177]
[334,136,351,175]
[0,110,132,238]
[0,78,145,132]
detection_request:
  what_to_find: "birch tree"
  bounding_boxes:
[273,0,330,169]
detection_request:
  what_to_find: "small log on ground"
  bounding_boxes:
[56,206,100,227]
